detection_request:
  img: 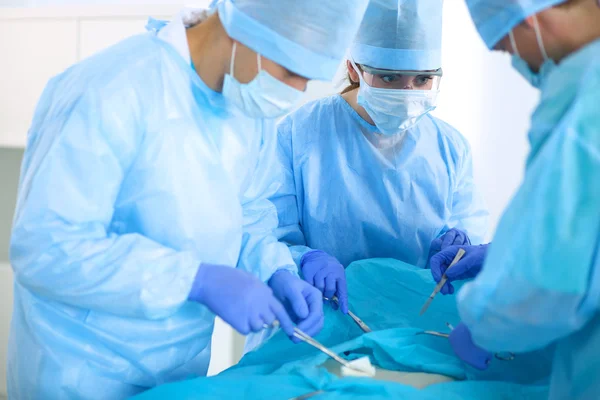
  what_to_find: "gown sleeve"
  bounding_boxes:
[10,89,201,320]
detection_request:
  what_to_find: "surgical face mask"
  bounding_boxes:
[351,60,438,135]
[222,42,304,119]
[508,15,556,89]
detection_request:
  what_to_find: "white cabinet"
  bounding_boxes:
[0,6,180,148]
[1,0,178,5]
[0,19,78,148]
[79,18,149,60]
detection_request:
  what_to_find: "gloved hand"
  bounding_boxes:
[428,228,471,261]
[449,322,492,371]
[300,250,348,314]
[188,263,294,337]
[430,244,489,295]
[269,270,324,343]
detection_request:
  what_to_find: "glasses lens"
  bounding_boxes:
[363,72,441,90]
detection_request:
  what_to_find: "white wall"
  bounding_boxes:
[0,0,178,6]
[0,1,540,397]
[435,2,540,234]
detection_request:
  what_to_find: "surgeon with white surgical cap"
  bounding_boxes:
[6,0,369,398]
[428,0,600,397]
[270,0,489,315]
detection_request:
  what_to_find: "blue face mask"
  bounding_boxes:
[350,60,438,135]
[511,55,557,89]
[222,42,304,119]
[508,15,556,89]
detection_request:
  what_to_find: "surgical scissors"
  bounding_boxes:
[324,296,372,333]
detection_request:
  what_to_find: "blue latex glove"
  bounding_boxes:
[188,263,294,337]
[428,228,471,262]
[449,322,492,371]
[300,250,348,314]
[430,244,489,295]
[269,270,324,343]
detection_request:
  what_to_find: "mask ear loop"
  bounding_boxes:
[508,30,521,59]
[348,58,363,82]
[349,58,373,90]
[232,41,263,78]
[230,41,237,77]
[531,14,550,61]
[257,51,262,73]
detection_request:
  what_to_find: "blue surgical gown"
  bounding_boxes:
[273,94,489,268]
[458,38,600,400]
[7,17,295,400]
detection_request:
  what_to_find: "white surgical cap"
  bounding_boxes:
[351,0,444,71]
[465,0,568,49]
[214,0,370,81]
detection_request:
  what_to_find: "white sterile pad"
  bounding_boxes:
[341,356,377,378]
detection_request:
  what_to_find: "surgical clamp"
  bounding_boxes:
[324,296,372,333]
[264,323,365,373]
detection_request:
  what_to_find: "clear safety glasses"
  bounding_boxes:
[360,65,443,91]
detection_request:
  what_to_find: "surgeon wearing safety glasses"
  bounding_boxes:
[428,0,600,398]
[260,0,489,345]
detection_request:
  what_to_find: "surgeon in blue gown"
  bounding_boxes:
[271,0,489,312]
[6,1,369,399]
[428,0,600,398]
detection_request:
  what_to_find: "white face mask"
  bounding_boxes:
[222,42,304,119]
[509,14,557,89]
[350,60,438,135]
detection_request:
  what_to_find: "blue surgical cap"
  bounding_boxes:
[214,0,369,81]
[350,0,444,71]
[465,0,568,49]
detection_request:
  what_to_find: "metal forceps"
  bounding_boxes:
[288,391,325,400]
[292,327,360,370]
[324,296,372,333]
[417,323,516,361]
[264,322,364,373]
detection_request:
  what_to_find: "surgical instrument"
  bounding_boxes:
[417,327,515,361]
[263,322,366,373]
[292,327,356,370]
[417,330,450,338]
[288,391,325,400]
[419,248,466,315]
[324,296,372,333]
